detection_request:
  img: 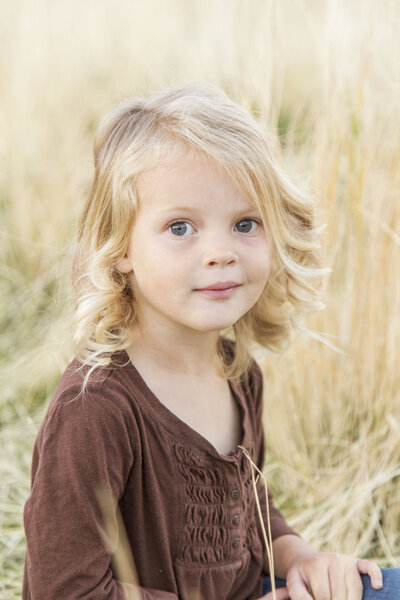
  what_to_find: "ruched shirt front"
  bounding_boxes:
[23,338,298,600]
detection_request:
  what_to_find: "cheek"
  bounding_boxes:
[130,244,184,296]
[249,244,272,283]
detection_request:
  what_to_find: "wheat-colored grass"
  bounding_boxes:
[1,0,399,597]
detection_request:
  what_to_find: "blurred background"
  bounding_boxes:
[0,0,399,596]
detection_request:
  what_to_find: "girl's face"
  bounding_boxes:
[118,152,271,337]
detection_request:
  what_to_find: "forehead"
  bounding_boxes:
[136,153,257,214]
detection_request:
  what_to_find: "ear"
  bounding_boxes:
[116,253,133,274]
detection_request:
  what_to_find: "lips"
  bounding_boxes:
[196,281,241,291]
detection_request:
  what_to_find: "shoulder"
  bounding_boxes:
[221,336,264,406]
[38,354,142,450]
[29,357,139,505]
[50,352,138,409]
[243,356,264,421]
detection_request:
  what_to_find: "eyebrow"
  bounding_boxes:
[158,206,261,216]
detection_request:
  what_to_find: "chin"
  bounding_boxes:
[191,319,238,332]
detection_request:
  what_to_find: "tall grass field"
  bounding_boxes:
[0,1,399,597]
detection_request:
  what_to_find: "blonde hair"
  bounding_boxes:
[72,82,324,383]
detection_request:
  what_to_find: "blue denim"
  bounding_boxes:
[262,569,400,598]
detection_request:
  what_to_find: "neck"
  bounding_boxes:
[127,323,224,378]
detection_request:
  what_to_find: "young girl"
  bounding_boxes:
[23,83,395,600]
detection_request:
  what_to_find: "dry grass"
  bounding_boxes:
[1,0,399,596]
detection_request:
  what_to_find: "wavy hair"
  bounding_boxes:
[71,82,325,384]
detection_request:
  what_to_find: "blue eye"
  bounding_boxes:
[167,218,259,236]
[234,219,259,233]
[168,221,194,236]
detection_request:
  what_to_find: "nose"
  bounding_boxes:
[202,244,239,267]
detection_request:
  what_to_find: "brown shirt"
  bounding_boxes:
[23,338,298,599]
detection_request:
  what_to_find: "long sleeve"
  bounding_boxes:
[23,384,178,600]
[250,360,300,548]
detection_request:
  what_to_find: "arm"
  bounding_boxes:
[250,360,301,554]
[251,362,383,600]
[269,534,316,579]
[23,386,178,600]
[265,534,383,600]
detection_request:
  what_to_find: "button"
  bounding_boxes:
[230,489,240,500]
[232,514,240,526]
[232,537,240,548]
